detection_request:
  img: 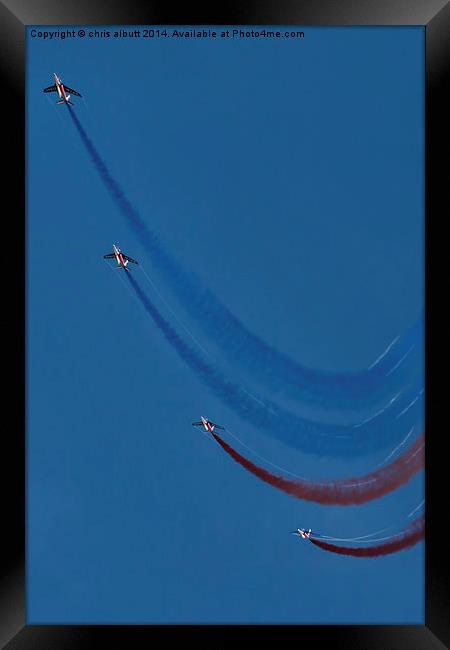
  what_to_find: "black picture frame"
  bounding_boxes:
[2,1,448,647]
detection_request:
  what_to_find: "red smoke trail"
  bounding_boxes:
[309,514,424,556]
[211,432,424,505]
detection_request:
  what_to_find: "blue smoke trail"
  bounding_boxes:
[68,107,423,408]
[125,272,423,458]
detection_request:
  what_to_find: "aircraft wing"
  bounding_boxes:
[43,85,57,93]
[64,86,82,97]
[192,421,203,427]
[103,253,116,259]
[123,254,139,265]
[211,422,225,430]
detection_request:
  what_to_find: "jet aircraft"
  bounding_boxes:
[291,528,313,539]
[103,244,139,271]
[192,417,225,433]
[43,72,82,105]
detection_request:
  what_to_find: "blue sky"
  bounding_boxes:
[27,26,424,623]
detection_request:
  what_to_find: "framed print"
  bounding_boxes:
[1,0,448,647]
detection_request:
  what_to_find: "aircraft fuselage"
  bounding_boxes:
[113,244,128,269]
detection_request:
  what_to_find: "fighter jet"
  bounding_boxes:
[43,72,82,105]
[291,528,312,539]
[103,244,139,271]
[192,417,225,434]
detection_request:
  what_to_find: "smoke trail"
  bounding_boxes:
[314,499,425,542]
[408,499,425,518]
[211,432,423,505]
[376,426,415,467]
[309,514,424,556]
[316,527,393,542]
[67,107,423,408]
[124,272,422,457]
